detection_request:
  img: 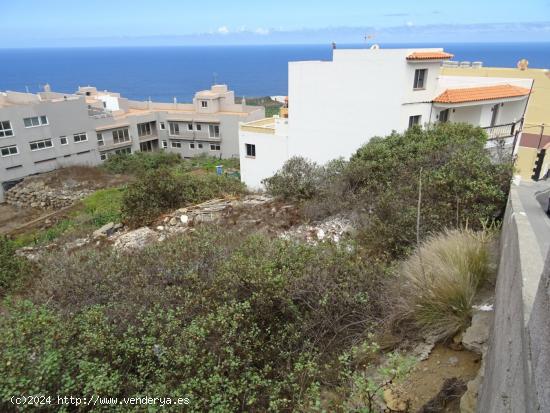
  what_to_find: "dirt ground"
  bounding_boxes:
[0,204,44,235]
[20,165,129,190]
[392,344,481,412]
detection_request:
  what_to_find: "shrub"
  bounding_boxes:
[1,229,387,412]
[391,228,494,340]
[102,151,183,175]
[81,187,123,226]
[0,236,28,295]
[121,169,245,226]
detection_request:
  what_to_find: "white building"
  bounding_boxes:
[239,48,532,189]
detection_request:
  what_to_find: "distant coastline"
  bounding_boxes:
[0,42,548,102]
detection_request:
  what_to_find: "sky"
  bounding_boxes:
[1,0,549,47]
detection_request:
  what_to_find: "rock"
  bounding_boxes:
[316,228,326,240]
[93,222,116,239]
[460,366,483,413]
[462,311,492,354]
[383,388,407,411]
[156,226,164,231]
[65,238,89,251]
[180,214,189,225]
[113,227,159,252]
[169,217,178,226]
[448,356,459,366]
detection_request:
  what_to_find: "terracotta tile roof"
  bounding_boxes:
[433,84,531,104]
[406,51,454,60]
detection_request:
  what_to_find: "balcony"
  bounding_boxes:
[168,130,221,142]
[482,122,518,140]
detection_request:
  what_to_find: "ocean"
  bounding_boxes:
[0,43,549,102]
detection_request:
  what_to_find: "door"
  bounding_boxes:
[490,104,500,127]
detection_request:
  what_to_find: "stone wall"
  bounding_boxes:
[477,186,549,412]
[5,180,92,210]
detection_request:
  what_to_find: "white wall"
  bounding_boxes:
[288,48,445,164]
[239,120,289,189]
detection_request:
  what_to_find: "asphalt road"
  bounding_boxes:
[516,180,550,259]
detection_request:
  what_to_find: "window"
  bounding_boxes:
[413,69,427,90]
[245,143,256,157]
[210,144,221,151]
[198,143,203,149]
[29,138,53,151]
[209,124,220,138]
[201,100,208,108]
[0,121,13,137]
[196,124,202,131]
[114,147,131,156]
[0,145,18,157]
[189,143,195,149]
[439,109,449,123]
[408,115,422,128]
[73,132,88,143]
[97,133,104,146]
[169,122,180,136]
[160,122,166,130]
[100,153,107,161]
[187,123,193,131]
[162,140,168,149]
[137,122,153,137]
[112,128,130,144]
[23,115,48,128]
[171,141,182,148]
[60,136,68,145]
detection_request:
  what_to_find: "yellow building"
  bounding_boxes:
[442,65,550,180]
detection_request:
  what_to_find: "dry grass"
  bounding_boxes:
[393,228,494,340]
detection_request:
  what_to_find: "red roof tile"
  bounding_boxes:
[406,51,454,60]
[433,84,531,104]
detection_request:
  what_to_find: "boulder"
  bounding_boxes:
[92,222,116,239]
[113,227,159,252]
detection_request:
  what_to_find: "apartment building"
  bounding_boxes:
[0,84,264,201]
[239,47,533,189]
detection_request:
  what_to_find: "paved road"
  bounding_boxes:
[516,180,550,259]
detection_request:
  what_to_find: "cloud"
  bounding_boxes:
[383,13,409,17]
[254,27,270,35]
[217,26,229,35]
[405,21,414,27]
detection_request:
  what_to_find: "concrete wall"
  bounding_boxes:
[477,186,550,412]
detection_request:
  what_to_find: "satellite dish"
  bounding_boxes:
[370,44,380,50]
[517,59,529,70]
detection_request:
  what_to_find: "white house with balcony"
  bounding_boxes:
[239,47,532,189]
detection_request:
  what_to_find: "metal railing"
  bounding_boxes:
[483,123,517,140]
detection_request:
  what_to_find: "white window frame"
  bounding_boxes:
[196,124,202,131]
[60,136,68,145]
[171,141,182,148]
[97,132,104,146]
[209,124,220,138]
[201,100,208,108]
[408,115,422,128]
[413,69,427,90]
[0,120,14,138]
[137,122,152,137]
[210,144,220,151]
[100,153,107,161]
[160,122,166,130]
[189,143,195,149]
[162,140,168,149]
[0,145,18,157]
[169,122,180,136]
[187,123,193,131]
[23,115,49,128]
[197,143,203,149]
[73,132,88,143]
[29,138,54,151]
[112,128,130,144]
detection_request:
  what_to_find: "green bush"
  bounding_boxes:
[102,151,183,175]
[0,229,386,412]
[81,187,123,227]
[0,236,28,295]
[392,228,494,340]
[121,169,245,226]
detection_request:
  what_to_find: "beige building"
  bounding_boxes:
[442,65,550,180]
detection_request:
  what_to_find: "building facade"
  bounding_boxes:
[239,48,532,189]
[0,84,264,201]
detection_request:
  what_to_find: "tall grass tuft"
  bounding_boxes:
[395,228,493,340]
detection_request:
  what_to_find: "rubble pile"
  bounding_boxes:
[6,180,92,210]
[280,215,353,244]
